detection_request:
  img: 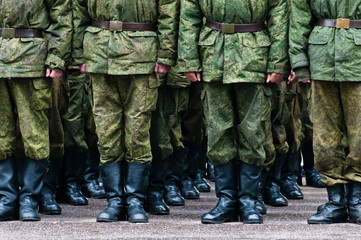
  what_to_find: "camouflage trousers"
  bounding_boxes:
[62,73,97,153]
[151,85,189,160]
[91,73,158,165]
[203,82,271,167]
[311,80,361,185]
[298,83,312,144]
[0,78,51,160]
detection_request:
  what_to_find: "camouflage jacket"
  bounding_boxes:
[73,0,178,75]
[0,0,72,78]
[177,0,289,84]
[290,0,361,82]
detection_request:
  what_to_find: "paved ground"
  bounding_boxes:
[1,181,360,240]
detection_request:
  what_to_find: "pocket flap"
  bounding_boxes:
[127,31,157,38]
[85,26,103,34]
[308,27,332,45]
[198,27,218,46]
[243,33,271,48]
[354,32,361,45]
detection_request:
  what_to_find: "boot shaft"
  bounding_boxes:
[100,161,125,200]
[213,160,237,200]
[125,162,151,204]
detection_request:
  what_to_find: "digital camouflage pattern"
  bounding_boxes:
[62,73,97,153]
[311,81,361,185]
[91,73,158,165]
[151,85,189,160]
[203,82,272,167]
[73,0,178,75]
[0,78,51,161]
[0,0,72,78]
[178,0,289,83]
[290,0,361,81]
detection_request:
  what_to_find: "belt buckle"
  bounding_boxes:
[2,28,15,38]
[109,21,123,31]
[222,23,235,34]
[336,18,350,29]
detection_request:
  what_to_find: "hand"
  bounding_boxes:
[80,64,90,75]
[46,68,63,79]
[287,70,298,84]
[266,72,284,85]
[184,72,201,82]
[154,62,171,74]
[301,79,311,83]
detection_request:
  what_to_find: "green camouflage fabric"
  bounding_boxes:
[290,0,361,82]
[91,73,158,165]
[203,82,272,167]
[0,78,51,161]
[151,85,189,160]
[0,0,72,78]
[62,73,97,153]
[298,82,312,144]
[311,81,361,185]
[178,0,289,83]
[72,0,178,74]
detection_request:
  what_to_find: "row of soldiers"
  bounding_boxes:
[1,0,361,225]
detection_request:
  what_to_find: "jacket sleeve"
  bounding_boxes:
[266,0,290,75]
[71,0,91,68]
[289,0,315,78]
[45,0,73,71]
[157,0,179,66]
[177,0,203,73]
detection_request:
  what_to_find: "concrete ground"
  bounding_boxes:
[1,182,360,240]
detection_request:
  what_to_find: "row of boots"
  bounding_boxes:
[0,158,49,221]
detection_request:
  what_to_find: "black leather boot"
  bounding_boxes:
[202,160,238,224]
[263,154,288,206]
[59,150,88,205]
[207,160,215,182]
[238,161,263,224]
[256,171,267,215]
[164,149,185,206]
[302,142,326,188]
[126,162,151,223]
[82,147,107,199]
[194,141,211,192]
[97,161,126,222]
[181,145,200,199]
[308,184,348,224]
[0,157,19,221]
[19,158,49,221]
[146,156,169,215]
[39,158,62,215]
[348,181,361,223]
[280,150,304,199]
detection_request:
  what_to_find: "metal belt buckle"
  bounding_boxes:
[109,21,123,31]
[222,23,235,34]
[336,18,350,29]
[2,28,15,38]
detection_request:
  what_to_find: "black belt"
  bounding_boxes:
[316,19,361,29]
[205,19,265,34]
[0,28,43,38]
[92,20,156,31]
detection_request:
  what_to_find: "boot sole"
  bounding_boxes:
[150,210,170,215]
[0,215,19,221]
[201,217,238,224]
[308,218,348,224]
[128,219,148,223]
[20,217,40,221]
[39,210,62,215]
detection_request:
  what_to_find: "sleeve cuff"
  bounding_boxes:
[45,53,66,71]
[294,67,311,81]
[177,60,202,73]
[291,53,309,70]
[267,62,290,75]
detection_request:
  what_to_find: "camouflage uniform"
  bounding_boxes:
[289,0,361,186]
[178,0,289,224]
[290,0,361,224]
[73,0,177,223]
[0,0,72,221]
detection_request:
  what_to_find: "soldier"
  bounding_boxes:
[290,0,361,224]
[179,0,289,224]
[0,0,72,221]
[73,0,177,223]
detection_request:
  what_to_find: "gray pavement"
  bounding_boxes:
[1,182,360,240]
